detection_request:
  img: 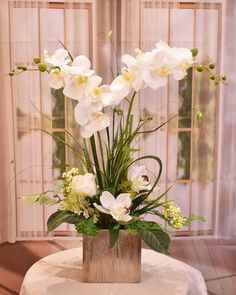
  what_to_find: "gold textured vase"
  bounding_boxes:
[82,230,141,283]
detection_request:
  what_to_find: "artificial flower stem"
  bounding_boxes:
[97,132,106,174]
[90,135,103,189]
[82,139,93,173]
[125,91,136,139]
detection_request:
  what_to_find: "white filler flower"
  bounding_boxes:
[94,191,132,222]
[71,173,97,197]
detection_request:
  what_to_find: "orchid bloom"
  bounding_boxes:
[140,48,172,89]
[170,47,194,80]
[128,165,152,192]
[62,55,101,101]
[48,68,64,89]
[93,191,132,222]
[74,103,110,138]
[44,48,70,68]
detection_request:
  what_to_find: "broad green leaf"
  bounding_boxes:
[47,210,81,232]
[54,180,64,195]
[38,194,58,206]
[138,228,170,253]
[109,227,119,248]
[21,195,39,204]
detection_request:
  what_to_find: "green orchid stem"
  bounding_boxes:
[90,135,103,189]
[125,91,136,138]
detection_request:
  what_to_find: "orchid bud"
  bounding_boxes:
[38,63,47,72]
[196,65,204,72]
[33,57,41,64]
[209,63,215,69]
[191,48,198,57]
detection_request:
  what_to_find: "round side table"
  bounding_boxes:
[20,247,207,295]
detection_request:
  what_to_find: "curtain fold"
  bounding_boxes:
[0,0,235,243]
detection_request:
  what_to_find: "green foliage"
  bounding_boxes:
[47,210,82,232]
[22,194,59,206]
[118,180,136,197]
[137,228,170,254]
[75,219,99,236]
[183,214,206,225]
[127,220,163,231]
[109,226,120,248]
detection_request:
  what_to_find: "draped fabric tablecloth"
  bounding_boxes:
[20,247,207,295]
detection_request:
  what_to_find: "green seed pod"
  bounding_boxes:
[221,75,227,81]
[38,63,47,72]
[210,75,215,80]
[191,48,198,57]
[196,65,204,72]
[33,57,41,64]
[9,72,14,76]
[209,63,215,69]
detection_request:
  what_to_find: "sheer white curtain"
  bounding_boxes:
[0,0,235,243]
[217,0,236,238]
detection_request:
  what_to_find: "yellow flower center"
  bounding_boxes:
[156,66,170,77]
[76,75,87,85]
[121,68,132,82]
[91,111,103,121]
[51,68,61,78]
[92,87,102,97]
[182,60,192,70]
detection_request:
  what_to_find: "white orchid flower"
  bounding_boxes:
[62,55,101,101]
[140,49,172,89]
[110,55,144,105]
[71,173,97,196]
[93,191,132,222]
[79,85,115,110]
[128,165,152,192]
[44,48,70,67]
[48,68,64,89]
[74,103,110,138]
[170,47,194,80]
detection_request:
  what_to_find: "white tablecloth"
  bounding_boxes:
[20,247,207,295]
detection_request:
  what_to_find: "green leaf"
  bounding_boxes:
[75,219,99,236]
[138,228,170,253]
[127,220,163,231]
[38,194,58,206]
[53,180,64,195]
[103,187,116,195]
[21,195,39,204]
[47,210,81,232]
[109,227,119,248]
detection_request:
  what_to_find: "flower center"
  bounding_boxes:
[141,175,149,183]
[121,68,133,82]
[182,60,192,70]
[51,68,61,78]
[92,87,102,98]
[90,111,103,122]
[76,75,87,85]
[156,66,170,77]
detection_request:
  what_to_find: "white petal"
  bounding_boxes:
[85,75,102,95]
[112,213,132,222]
[128,165,147,181]
[93,203,110,214]
[122,54,137,67]
[48,75,64,89]
[116,193,132,208]
[74,103,90,126]
[72,55,91,70]
[55,48,69,61]
[63,80,83,100]
[100,191,116,210]
[141,70,167,89]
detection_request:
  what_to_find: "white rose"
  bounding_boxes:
[71,173,97,196]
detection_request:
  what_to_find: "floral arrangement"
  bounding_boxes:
[10,36,226,253]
